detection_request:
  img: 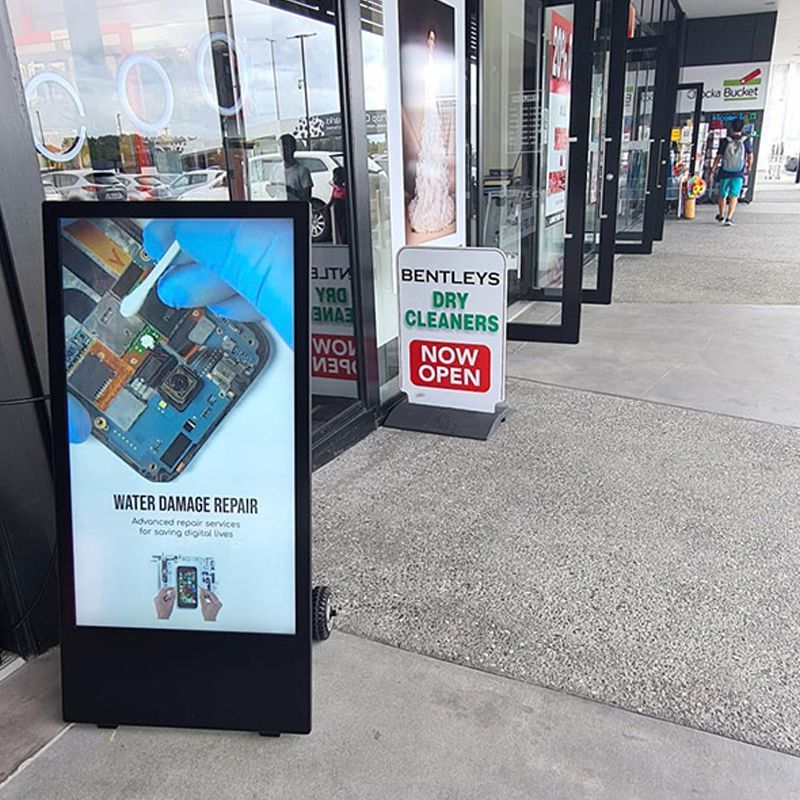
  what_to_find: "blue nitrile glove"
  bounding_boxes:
[143,218,295,348]
[68,393,92,444]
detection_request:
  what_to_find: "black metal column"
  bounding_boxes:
[335,0,381,410]
[586,0,629,304]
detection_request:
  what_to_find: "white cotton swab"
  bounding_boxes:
[119,239,181,318]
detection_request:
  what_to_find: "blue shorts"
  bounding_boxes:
[719,176,744,199]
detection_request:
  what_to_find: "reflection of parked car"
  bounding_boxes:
[43,170,127,201]
[248,151,388,242]
[42,179,60,200]
[169,170,225,197]
[179,172,229,201]
[115,174,171,201]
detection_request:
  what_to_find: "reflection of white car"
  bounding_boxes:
[42,179,60,200]
[115,174,172,201]
[169,169,226,198]
[42,169,128,201]
[248,151,388,242]
[179,172,229,201]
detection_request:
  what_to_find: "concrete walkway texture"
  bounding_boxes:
[0,651,62,783]
[314,379,800,755]
[3,637,800,800]
[614,182,800,305]
[2,184,799,795]
[311,183,800,755]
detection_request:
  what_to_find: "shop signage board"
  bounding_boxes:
[383,0,467,252]
[311,245,357,399]
[397,246,507,415]
[545,10,573,221]
[43,201,312,734]
[679,62,770,112]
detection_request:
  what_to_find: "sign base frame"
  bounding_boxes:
[384,398,507,441]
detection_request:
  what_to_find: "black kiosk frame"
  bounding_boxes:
[43,201,311,735]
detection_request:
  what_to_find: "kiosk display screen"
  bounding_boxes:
[53,211,299,636]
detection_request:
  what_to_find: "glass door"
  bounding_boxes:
[615,35,670,254]
[583,0,629,305]
[668,82,703,218]
[674,84,704,178]
[615,48,656,249]
[581,0,612,297]
[479,0,597,344]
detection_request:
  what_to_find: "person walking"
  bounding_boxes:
[711,118,753,226]
[270,133,313,203]
[327,165,348,244]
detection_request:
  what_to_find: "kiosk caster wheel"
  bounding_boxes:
[312,585,335,641]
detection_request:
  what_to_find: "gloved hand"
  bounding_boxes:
[68,393,92,444]
[143,218,295,347]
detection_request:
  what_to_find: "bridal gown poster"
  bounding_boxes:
[385,0,466,251]
[545,10,572,220]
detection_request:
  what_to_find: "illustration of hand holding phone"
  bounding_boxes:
[153,555,221,622]
[154,584,222,623]
[200,589,223,622]
[177,566,198,609]
[154,587,175,620]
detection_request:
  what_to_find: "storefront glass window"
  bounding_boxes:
[359,2,399,403]
[8,0,363,436]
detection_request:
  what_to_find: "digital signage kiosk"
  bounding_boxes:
[43,201,311,734]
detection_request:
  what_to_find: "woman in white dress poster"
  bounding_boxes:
[407,27,456,239]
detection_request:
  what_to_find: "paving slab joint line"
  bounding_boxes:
[612,298,800,307]
[0,723,73,791]
[0,658,25,685]
[334,631,800,761]
[506,373,800,431]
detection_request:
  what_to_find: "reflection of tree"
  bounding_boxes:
[87,135,123,169]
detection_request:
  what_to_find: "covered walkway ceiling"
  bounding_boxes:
[680,0,800,64]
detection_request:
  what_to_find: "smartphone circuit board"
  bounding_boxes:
[61,218,270,482]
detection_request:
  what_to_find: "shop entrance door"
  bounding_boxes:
[668,82,704,217]
[582,0,629,305]
[615,36,671,255]
[479,0,597,344]
[674,83,704,179]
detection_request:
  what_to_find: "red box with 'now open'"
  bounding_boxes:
[408,339,491,393]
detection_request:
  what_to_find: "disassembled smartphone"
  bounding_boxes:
[61,218,270,481]
[154,554,217,600]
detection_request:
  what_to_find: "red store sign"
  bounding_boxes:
[408,340,491,393]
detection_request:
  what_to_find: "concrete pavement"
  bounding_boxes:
[2,636,800,800]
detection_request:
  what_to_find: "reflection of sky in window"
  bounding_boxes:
[10,0,387,153]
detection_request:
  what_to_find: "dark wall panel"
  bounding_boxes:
[683,12,776,66]
[0,1,58,657]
